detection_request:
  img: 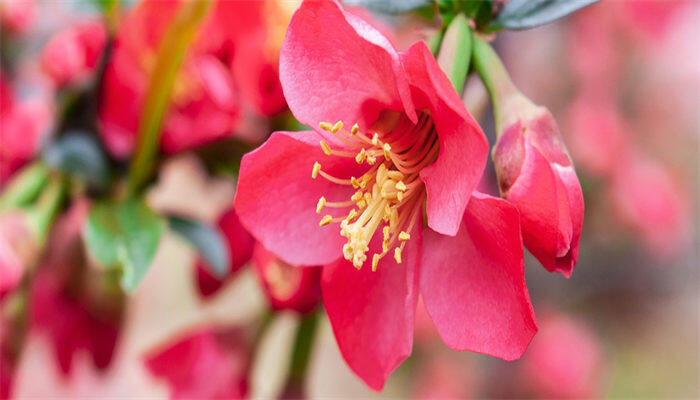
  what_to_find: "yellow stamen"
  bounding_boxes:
[346,209,358,222]
[320,140,332,156]
[388,171,404,180]
[394,247,402,263]
[351,177,360,189]
[356,199,367,209]
[372,254,379,271]
[367,156,377,165]
[351,123,359,135]
[332,121,344,133]
[316,197,326,214]
[395,181,407,191]
[319,215,333,226]
[383,143,392,159]
[355,148,367,164]
[351,191,363,202]
[397,191,404,202]
[319,122,333,131]
[398,231,411,241]
[371,133,379,146]
[312,162,321,179]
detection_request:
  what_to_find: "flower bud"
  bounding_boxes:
[474,37,583,276]
[492,97,583,276]
[252,244,321,314]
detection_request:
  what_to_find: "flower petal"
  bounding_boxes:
[321,225,421,390]
[235,131,367,266]
[401,42,489,236]
[279,0,415,132]
[420,192,536,360]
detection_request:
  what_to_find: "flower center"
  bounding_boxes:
[311,111,439,271]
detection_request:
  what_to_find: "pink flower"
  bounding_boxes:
[0,0,35,35]
[144,327,251,399]
[98,0,240,158]
[565,92,629,178]
[194,208,255,299]
[41,20,107,87]
[516,313,604,398]
[0,73,51,184]
[30,200,123,375]
[252,244,321,313]
[609,154,690,257]
[235,0,536,390]
[491,91,584,277]
[412,354,475,400]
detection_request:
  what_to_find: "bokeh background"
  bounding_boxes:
[1,0,698,398]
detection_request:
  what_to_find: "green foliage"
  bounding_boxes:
[168,216,230,278]
[84,197,165,292]
[345,0,433,14]
[490,0,601,31]
[43,133,112,191]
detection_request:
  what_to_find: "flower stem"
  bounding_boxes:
[472,35,518,133]
[27,173,67,243]
[436,13,473,96]
[280,310,320,399]
[126,0,211,196]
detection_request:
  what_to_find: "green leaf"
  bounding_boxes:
[84,198,165,292]
[437,13,472,96]
[168,216,230,278]
[492,0,600,31]
[0,163,49,212]
[344,0,432,14]
[43,133,111,190]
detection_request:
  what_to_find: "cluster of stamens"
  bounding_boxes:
[310,112,439,271]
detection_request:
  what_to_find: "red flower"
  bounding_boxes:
[30,200,123,375]
[0,73,51,184]
[252,243,321,313]
[492,95,584,277]
[194,208,255,299]
[98,0,239,158]
[515,313,604,398]
[235,0,536,390]
[609,154,690,257]
[144,327,251,399]
[565,92,629,178]
[40,20,107,88]
[98,0,291,158]
[0,0,35,35]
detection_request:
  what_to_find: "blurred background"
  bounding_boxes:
[0,0,697,398]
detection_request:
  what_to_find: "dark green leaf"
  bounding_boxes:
[84,198,165,292]
[344,0,432,14]
[168,216,230,278]
[43,133,111,190]
[492,0,600,30]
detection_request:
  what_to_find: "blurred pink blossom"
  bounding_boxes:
[40,20,107,88]
[144,327,251,399]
